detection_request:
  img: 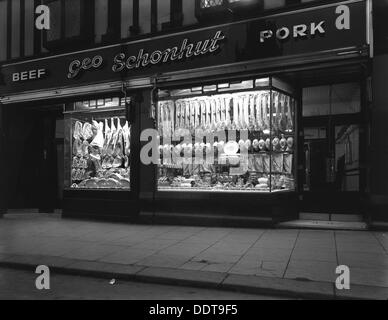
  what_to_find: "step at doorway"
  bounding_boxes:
[299,212,364,222]
[277,212,368,230]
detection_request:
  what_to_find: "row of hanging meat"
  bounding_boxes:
[72,117,131,160]
[158,91,295,138]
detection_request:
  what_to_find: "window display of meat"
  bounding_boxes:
[156,78,296,193]
[66,101,131,190]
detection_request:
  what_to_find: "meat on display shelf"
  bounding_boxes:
[157,187,294,193]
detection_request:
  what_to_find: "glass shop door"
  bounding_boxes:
[301,83,365,214]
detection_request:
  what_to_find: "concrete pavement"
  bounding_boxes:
[1,268,284,300]
[0,213,387,299]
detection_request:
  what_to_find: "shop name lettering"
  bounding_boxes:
[12,69,47,82]
[260,4,351,42]
[67,4,351,79]
[67,31,225,79]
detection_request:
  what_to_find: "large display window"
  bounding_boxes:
[156,77,297,193]
[64,97,131,190]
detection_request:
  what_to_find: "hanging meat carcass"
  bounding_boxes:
[102,119,111,157]
[73,121,84,156]
[243,94,250,130]
[205,98,211,134]
[272,91,279,132]
[123,121,131,168]
[286,96,294,132]
[279,94,288,133]
[113,118,124,168]
[232,96,239,130]
[249,94,256,131]
[262,93,270,133]
[89,120,104,161]
[225,95,232,130]
[82,122,94,140]
[90,120,104,150]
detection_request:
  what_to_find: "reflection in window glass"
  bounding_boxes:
[65,0,81,38]
[303,83,360,117]
[47,0,62,41]
[331,83,361,115]
[335,125,360,191]
[139,0,151,34]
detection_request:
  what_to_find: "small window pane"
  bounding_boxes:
[47,0,62,41]
[200,0,223,8]
[303,86,330,117]
[303,83,361,117]
[65,0,81,38]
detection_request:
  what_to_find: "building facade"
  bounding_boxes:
[0,0,387,225]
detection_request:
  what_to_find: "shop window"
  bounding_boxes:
[156,77,297,193]
[0,0,8,61]
[139,0,151,34]
[303,83,361,117]
[182,0,197,26]
[195,0,263,21]
[101,0,121,42]
[121,0,133,38]
[200,0,223,8]
[160,0,184,30]
[64,98,131,190]
[95,0,108,43]
[43,0,95,51]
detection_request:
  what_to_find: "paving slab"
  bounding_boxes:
[180,261,207,271]
[1,214,388,299]
[60,244,124,261]
[284,260,338,283]
[135,253,191,269]
[192,253,242,264]
[243,248,292,262]
[345,267,388,288]
[99,248,157,265]
[290,248,337,263]
[201,262,235,273]
[337,251,388,269]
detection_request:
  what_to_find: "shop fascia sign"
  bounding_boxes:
[259,4,351,43]
[67,31,226,79]
[67,3,353,80]
[0,0,367,99]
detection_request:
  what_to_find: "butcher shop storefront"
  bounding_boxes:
[0,0,372,223]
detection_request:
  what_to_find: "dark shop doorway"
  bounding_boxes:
[4,105,64,213]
